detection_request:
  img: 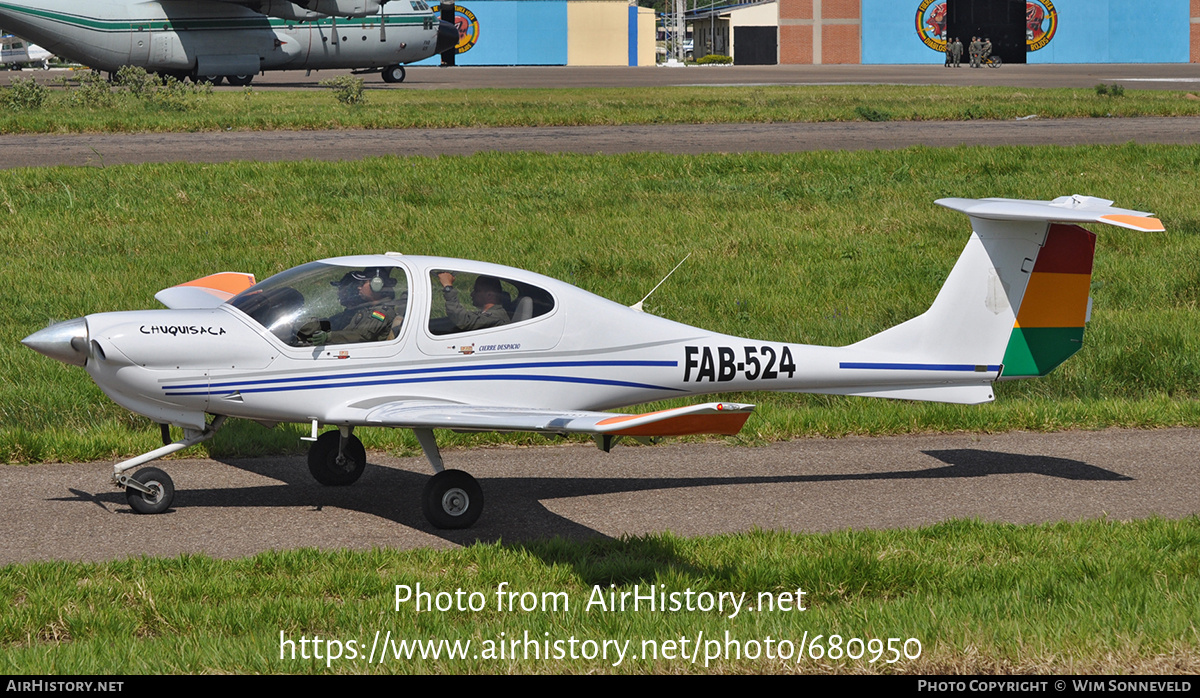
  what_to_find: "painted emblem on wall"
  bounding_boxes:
[915,0,948,51]
[433,4,479,54]
[1025,0,1057,52]
[916,1,1057,53]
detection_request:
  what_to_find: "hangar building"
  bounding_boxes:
[420,0,1199,66]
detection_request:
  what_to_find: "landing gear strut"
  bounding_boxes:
[112,415,226,514]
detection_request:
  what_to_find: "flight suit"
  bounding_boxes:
[442,286,511,331]
[318,297,404,344]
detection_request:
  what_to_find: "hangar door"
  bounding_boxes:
[733,26,777,65]
[946,0,1026,64]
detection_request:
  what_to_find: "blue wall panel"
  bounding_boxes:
[863,0,1189,64]
[862,0,944,64]
[415,1,568,66]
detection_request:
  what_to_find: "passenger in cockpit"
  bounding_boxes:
[437,272,511,331]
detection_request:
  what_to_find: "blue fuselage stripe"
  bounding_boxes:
[839,362,1001,372]
[163,372,682,396]
[164,359,678,391]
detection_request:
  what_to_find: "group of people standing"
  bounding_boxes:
[943,37,992,68]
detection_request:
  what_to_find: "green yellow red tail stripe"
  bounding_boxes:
[1001,224,1096,378]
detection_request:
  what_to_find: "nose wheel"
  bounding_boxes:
[423,470,483,529]
[125,467,175,514]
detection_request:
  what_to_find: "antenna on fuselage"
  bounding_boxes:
[630,252,691,313]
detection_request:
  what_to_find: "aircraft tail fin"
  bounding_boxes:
[845,195,1162,388]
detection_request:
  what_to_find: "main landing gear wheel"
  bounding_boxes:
[381,65,406,83]
[193,74,223,85]
[126,467,175,514]
[423,470,483,529]
[307,430,367,486]
[226,75,254,87]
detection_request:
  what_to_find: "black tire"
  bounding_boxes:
[423,470,483,529]
[226,75,253,87]
[307,430,367,486]
[126,467,175,514]
[988,56,1002,68]
[193,74,223,85]
[382,65,405,83]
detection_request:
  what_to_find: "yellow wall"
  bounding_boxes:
[637,6,654,66]
[567,1,630,66]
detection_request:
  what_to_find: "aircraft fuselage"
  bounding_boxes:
[0,0,448,78]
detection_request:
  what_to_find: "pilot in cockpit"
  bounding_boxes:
[297,267,405,345]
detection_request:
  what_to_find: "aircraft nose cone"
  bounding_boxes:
[435,19,458,55]
[21,317,89,367]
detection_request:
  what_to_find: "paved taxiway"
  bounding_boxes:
[2,428,1197,563]
[4,63,1200,168]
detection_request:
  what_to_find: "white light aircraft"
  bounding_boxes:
[22,196,1164,529]
[1,34,52,69]
[0,0,456,85]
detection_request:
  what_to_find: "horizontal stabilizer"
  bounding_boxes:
[936,195,1164,231]
[361,401,754,436]
[155,272,257,309]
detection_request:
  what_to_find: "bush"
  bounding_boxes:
[695,54,733,65]
[320,75,367,106]
[1,76,48,110]
[854,105,891,122]
[1095,83,1125,97]
[147,75,211,112]
[66,70,116,109]
[115,65,162,99]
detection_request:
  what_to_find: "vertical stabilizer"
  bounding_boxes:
[845,196,1162,388]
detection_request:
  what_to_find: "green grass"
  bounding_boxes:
[1,520,1197,673]
[3,144,1200,463]
[3,84,1200,133]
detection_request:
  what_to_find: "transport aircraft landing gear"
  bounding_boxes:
[226,75,253,87]
[194,74,223,85]
[125,467,175,514]
[382,64,406,83]
[307,429,367,486]
[423,470,483,529]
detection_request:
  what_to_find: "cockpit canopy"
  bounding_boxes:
[228,261,409,347]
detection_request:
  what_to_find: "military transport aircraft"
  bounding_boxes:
[22,196,1164,529]
[0,0,456,85]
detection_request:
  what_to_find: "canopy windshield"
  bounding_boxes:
[228,261,409,347]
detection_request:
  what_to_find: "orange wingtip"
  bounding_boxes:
[178,272,257,296]
[1099,214,1165,232]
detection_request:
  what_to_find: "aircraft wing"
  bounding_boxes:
[357,401,755,436]
[155,272,257,309]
